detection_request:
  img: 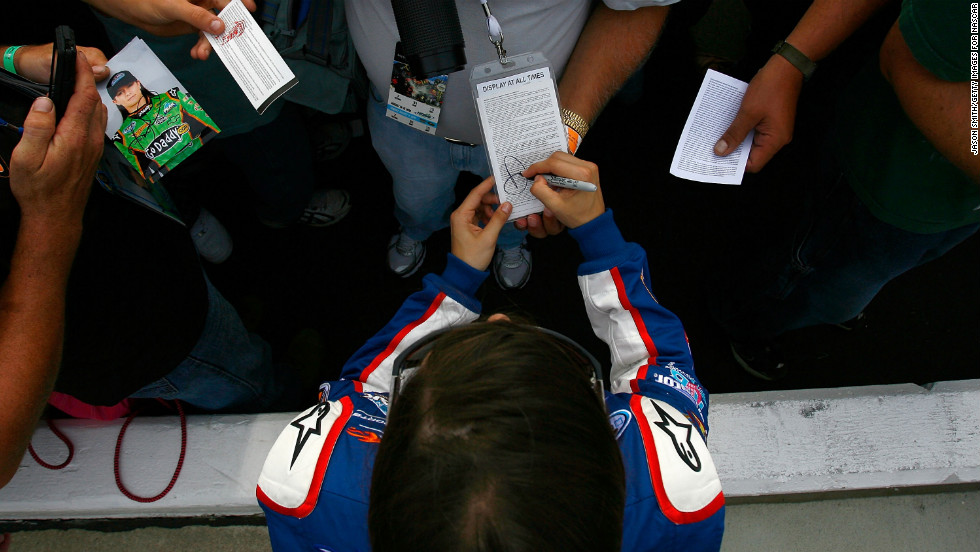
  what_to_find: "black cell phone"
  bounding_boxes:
[48,25,76,121]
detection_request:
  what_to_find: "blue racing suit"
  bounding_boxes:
[257,210,725,551]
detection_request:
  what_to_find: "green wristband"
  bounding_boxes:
[3,45,22,74]
[771,40,817,81]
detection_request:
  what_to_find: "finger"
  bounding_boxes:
[746,148,778,173]
[191,34,213,60]
[525,214,550,239]
[78,46,108,68]
[529,175,563,206]
[744,130,787,173]
[541,209,564,236]
[78,46,110,82]
[50,52,105,182]
[10,97,56,173]
[523,154,596,190]
[522,151,582,179]
[745,145,767,173]
[481,201,512,239]
[211,0,258,13]
[72,51,97,96]
[58,51,103,136]
[87,95,109,152]
[91,63,110,82]
[174,1,226,34]
[714,109,757,157]
[480,191,499,206]
[477,204,495,225]
[459,176,497,211]
[453,179,495,228]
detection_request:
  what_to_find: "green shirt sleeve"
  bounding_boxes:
[899,0,972,81]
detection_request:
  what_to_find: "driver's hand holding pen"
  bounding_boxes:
[480,151,605,239]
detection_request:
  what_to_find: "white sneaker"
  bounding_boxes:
[387,232,426,277]
[493,244,532,290]
[189,208,233,264]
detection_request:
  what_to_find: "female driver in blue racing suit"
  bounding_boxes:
[256,152,725,551]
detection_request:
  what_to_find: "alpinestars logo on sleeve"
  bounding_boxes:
[652,401,701,472]
[289,403,331,469]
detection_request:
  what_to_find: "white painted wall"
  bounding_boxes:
[709,380,980,499]
[1,380,977,520]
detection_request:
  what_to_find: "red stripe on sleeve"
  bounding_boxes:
[257,396,355,518]
[358,292,447,383]
[630,395,724,524]
[609,267,658,392]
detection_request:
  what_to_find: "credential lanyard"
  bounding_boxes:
[479,0,508,64]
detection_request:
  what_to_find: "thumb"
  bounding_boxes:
[714,109,755,157]
[484,202,512,238]
[11,97,56,172]
[177,2,225,34]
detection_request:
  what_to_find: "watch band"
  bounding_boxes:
[771,40,816,81]
[560,108,590,140]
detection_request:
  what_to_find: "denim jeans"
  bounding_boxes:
[366,88,525,249]
[129,276,280,412]
[713,171,979,342]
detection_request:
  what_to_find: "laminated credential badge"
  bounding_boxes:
[470,52,567,220]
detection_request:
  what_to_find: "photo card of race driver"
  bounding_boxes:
[97,37,219,183]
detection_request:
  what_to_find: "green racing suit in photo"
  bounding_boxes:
[112,88,220,182]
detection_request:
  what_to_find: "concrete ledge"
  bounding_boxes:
[708,380,980,501]
[1,380,977,521]
[0,413,293,520]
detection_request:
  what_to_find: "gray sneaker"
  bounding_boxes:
[387,232,426,277]
[493,244,532,290]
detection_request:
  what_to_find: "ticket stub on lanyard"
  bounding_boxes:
[385,43,448,135]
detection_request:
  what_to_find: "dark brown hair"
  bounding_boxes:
[115,84,155,118]
[369,321,625,551]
